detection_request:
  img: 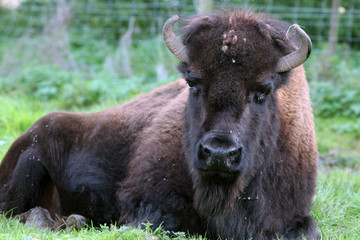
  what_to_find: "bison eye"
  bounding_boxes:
[254,85,272,104]
[185,77,202,97]
[185,77,199,88]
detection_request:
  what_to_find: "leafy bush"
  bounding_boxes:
[331,119,360,139]
[305,47,360,167]
[0,34,180,110]
[0,64,174,109]
[310,80,360,118]
[306,48,360,119]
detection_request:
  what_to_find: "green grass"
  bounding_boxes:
[315,117,360,169]
[313,169,360,239]
[0,95,47,158]
[0,219,193,240]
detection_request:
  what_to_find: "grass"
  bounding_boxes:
[0,219,191,240]
[313,169,360,239]
[315,117,360,169]
[0,95,47,158]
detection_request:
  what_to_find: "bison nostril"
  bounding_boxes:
[199,144,211,161]
[227,149,238,157]
[203,146,211,155]
[226,147,242,163]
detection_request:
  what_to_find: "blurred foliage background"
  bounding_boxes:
[0,0,359,168]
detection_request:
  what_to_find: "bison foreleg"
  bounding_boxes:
[18,207,56,230]
[0,148,51,214]
[124,201,181,232]
[55,214,89,231]
[283,216,319,240]
[18,207,89,231]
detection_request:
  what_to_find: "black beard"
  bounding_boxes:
[191,170,244,217]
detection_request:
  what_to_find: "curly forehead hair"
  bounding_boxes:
[179,9,297,61]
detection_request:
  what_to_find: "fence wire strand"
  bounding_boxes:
[0,0,359,45]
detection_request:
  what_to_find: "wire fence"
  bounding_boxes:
[0,0,360,46]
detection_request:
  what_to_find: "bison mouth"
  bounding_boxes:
[197,168,240,184]
[193,168,242,217]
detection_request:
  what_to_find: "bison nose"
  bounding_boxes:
[198,143,243,172]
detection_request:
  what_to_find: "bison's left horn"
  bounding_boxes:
[276,24,312,73]
[163,15,190,63]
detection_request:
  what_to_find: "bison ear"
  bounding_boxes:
[259,21,311,72]
[180,15,214,44]
[274,38,292,52]
[257,22,272,41]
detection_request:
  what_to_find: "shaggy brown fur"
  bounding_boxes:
[0,9,318,240]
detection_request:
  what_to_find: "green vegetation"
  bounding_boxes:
[313,170,360,239]
[0,96,46,158]
[0,220,201,240]
[0,37,180,110]
[304,46,360,170]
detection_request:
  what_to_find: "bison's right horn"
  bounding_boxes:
[275,24,312,73]
[163,15,190,63]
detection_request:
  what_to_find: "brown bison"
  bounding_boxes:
[0,9,318,239]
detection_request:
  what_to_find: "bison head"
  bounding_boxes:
[163,10,311,216]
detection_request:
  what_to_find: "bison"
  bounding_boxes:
[0,9,318,240]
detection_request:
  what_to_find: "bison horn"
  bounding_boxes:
[163,15,190,63]
[276,24,312,73]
